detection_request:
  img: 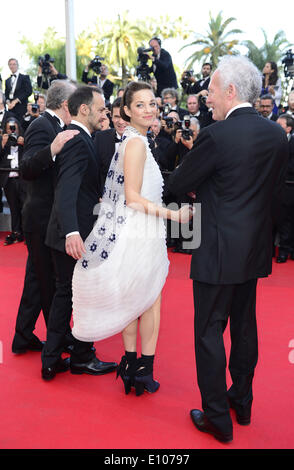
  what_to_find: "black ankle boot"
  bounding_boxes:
[134,355,160,396]
[116,352,137,395]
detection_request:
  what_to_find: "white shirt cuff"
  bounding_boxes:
[66,231,80,238]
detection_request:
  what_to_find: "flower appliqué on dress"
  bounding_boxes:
[100,250,108,260]
[82,259,89,269]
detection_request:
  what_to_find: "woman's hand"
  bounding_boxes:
[171,205,195,223]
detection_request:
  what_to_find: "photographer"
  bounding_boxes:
[37,54,67,90]
[148,37,178,97]
[0,91,15,133]
[0,118,26,245]
[186,94,214,128]
[11,79,77,355]
[21,92,46,131]
[82,60,114,103]
[169,116,200,254]
[161,88,187,120]
[275,114,294,262]
[181,63,212,96]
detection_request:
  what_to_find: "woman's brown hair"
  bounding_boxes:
[120,81,153,122]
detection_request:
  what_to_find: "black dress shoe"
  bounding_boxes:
[228,398,251,425]
[190,409,233,443]
[42,357,70,381]
[12,337,45,354]
[70,356,117,376]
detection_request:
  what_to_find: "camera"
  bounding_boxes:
[282,49,294,78]
[31,91,40,114]
[181,116,193,141]
[163,116,174,129]
[89,56,104,75]
[136,47,153,81]
[38,53,55,76]
[7,121,18,145]
[181,70,194,92]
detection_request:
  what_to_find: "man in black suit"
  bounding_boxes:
[275,114,294,262]
[93,97,127,196]
[82,64,114,104]
[5,58,32,121]
[169,55,289,443]
[149,37,178,97]
[181,62,212,96]
[185,94,214,129]
[161,88,187,120]
[259,94,278,121]
[12,79,78,355]
[43,85,117,380]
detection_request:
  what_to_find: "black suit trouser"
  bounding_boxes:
[4,177,25,234]
[278,184,294,254]
[12,231,55,349]
[193,278,258,433]
[41,248,95,368]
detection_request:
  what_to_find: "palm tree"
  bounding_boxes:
[92,12,150,86]
[243,29,293,71]
[181,11,242,70]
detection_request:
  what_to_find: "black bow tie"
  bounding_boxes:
[115,136,122,143]
[0,111,4,115]
[11,74,16,78]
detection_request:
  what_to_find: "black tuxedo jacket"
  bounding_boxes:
[45,124,101,252]
[20,111,63,234]
[5,73,32,119]
[153,49,178,96]
[0,142,24,187]
[93,128,116,197]
[169,107,289,284]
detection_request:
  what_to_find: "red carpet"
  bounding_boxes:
[0,232,294,451]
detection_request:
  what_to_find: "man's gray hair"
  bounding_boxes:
[190,117,200,130]
[46,79,77,110]
[161,87,179,102]
[217,55,262,105]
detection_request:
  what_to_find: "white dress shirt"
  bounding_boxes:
[225,102,252,120]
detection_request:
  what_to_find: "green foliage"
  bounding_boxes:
[242,29,293,70]
[180,11,243,70]
[20,27,66,88]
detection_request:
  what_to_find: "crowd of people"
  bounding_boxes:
[0,39,293,444]
[1,47,293,258]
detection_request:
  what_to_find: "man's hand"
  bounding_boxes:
[50,129,80,157]
[65,234,86,260]
[181,135,194,150]
[7,99,19,110]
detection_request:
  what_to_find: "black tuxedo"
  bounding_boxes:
[5,73,32,120]
[152,49,178,97]
[12,111,63,352]
[43,123,101,368]
[93,128,116,197]
[46,123,101,251]
[169,107,289,434]
[277,133,294,256]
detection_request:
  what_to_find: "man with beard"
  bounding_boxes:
[42,86,117,380]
